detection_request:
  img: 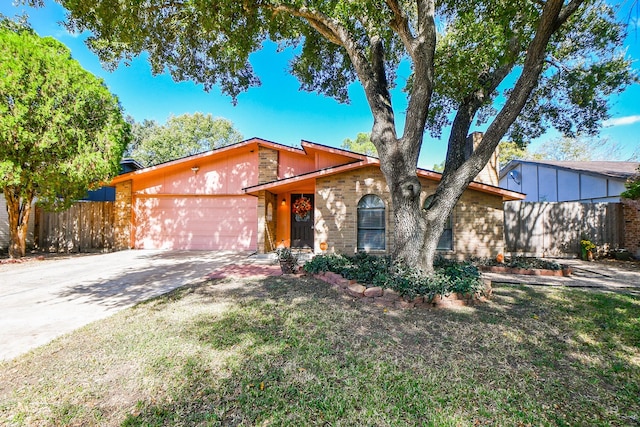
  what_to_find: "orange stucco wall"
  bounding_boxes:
[130,150,260,250]
[133,150,258,196]
[278,151,315,179]
[133,195,257,250]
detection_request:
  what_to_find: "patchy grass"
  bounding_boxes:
[1,276,639,426]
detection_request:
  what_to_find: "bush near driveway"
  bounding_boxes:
[0,276,638,426]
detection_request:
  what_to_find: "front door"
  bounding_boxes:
[290,194,314,248]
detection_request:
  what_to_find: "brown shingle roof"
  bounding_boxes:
[502,160,640,180]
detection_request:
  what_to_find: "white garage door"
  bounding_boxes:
[133,196,257,250]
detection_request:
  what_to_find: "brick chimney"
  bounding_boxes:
[465,132,499,186]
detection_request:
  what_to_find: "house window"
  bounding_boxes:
[424,195,453,251]
[357,194,385,250]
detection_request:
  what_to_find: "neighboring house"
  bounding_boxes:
[499,160,640,203]
[109,136,524,259]
[82,158,144,201]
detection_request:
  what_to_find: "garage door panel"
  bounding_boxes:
[134,196,257,250]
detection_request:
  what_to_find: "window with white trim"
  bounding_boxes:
[357,194,385,250]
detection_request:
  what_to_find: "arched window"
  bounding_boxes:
[424,195,453,251]
[357,194,385,250]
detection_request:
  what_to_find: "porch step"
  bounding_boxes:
[295,251,315,264]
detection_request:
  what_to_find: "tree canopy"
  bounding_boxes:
[622,166,640,199]
[498,135,636,167]
[49,0,636,270]
[341,132,377,156]
[0,16,129,257]
[126,113,243,166]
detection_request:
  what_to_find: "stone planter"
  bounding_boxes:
[279,260,297,274]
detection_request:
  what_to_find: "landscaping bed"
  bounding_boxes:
[302,252,488,307]
[474,256,573,276]
[311,269,492,309]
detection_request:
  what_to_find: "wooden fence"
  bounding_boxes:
[504,201,624,257]
[36,202,115,252]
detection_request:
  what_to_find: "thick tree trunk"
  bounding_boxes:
[376,134,450,274]
[4,187,33,259]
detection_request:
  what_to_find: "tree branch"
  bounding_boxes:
[400,0,436,159]
[272,4,397,146]
[384,0,415,55]
[557,0,584,29]
[445,35,521,170]
[272,5,344,45]
[439,0,579,202]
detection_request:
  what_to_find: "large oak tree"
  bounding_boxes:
[0,17,129,258]
[44,0,635,271]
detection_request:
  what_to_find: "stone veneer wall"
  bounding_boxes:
[258,146,279,184]
[257,190,278,254]
[256,147,279,254]
[622,198,640,257]
[114,180,132,250]
[315,166,505,259]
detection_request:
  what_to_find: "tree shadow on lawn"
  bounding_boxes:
[123,277,640,426]
[53,253,246,310]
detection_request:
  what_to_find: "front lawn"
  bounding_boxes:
[1,275,638,426]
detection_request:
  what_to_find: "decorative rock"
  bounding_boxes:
[364,286,383,297]
[324,271,343,284]
[381,289,399,301]
[347,283,366,297]
[336,277,352,288]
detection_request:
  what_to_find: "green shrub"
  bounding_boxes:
[304,253,484,299]
[302,254,348,274]
[339,252,392,284]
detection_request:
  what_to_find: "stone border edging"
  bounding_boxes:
[478,265,572,277]
[310,271,491,309]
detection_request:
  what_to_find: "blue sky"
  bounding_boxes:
[2,1,639,168]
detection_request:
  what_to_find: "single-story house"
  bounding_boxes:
[499,160,640,203]
[108,136,524,259]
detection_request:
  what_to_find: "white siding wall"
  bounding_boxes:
[581,174,607,200]
[521,163,539,201]
[557,170,580,201]
[501,162,629,203]
[537,166,558,202]
[499,164,523,193]
[0,195,35,251]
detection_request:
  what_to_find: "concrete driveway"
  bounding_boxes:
[0,250,251,362]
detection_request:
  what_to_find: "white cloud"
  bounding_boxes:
[56,29,81,39]
[603,115,640,127]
